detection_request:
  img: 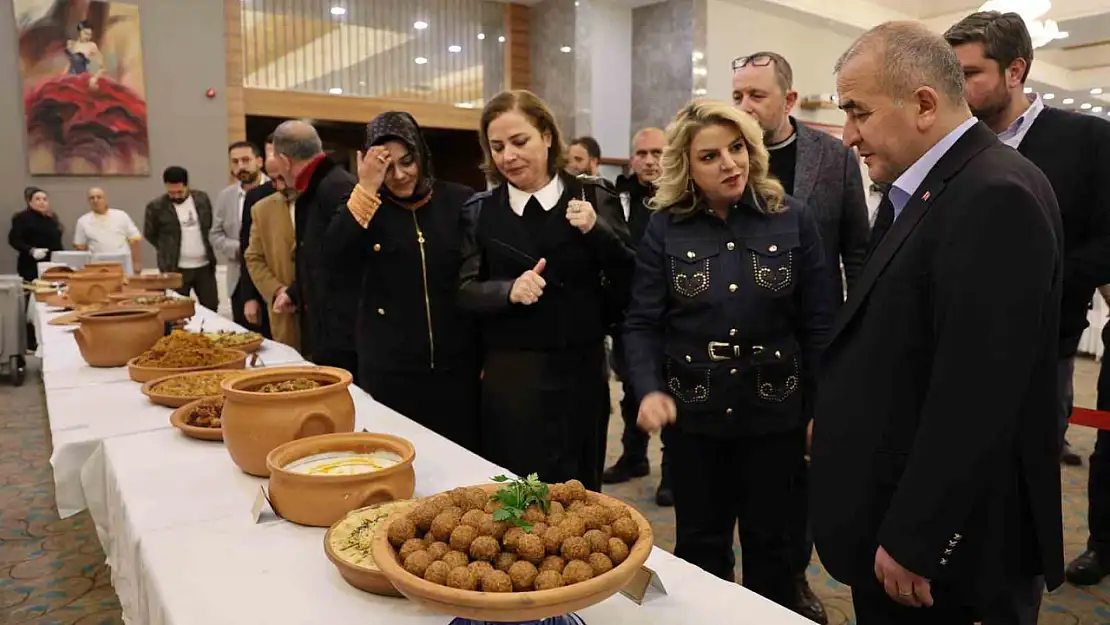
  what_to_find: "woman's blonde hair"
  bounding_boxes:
[652,99,786,216]
[478,90,567,185]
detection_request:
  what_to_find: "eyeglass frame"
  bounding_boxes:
[731,54,774,72]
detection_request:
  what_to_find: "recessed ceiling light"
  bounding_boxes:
[1062,98,1074,104]
[1043,93,1055,100]
[414,57,428,65]
[692,51,704,62]
[448,45,461,53]
[328,87,343,94]
[454,102,476,109]
[1081,102,1092,109]
[413,21,428,30]
[359,81,366,86]
[477,33,485,40]
[1023,87,1032,94]
[560,46,572,53]
[1094,106,1104,113]
[498,36,505,43]
[1092,88,1104,95]
[694,88,707,96]
[329,6,346,15]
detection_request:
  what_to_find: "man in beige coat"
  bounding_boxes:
[244,186,300,351]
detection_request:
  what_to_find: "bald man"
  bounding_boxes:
[73,187,143,273]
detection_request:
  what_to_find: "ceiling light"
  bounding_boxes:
[448,45,461,53]
[1023,87,1032,94]
[329,6,346,16]
[1092,88,1105,95]
[328,87,343,94]
[692,51,704,62]
[455,102,476,109]
[694,88,708,96]
[477,33,485,40]
[414,57,428,65]
[1094,106,1104,113]
[977,1,1067,48]
[1043,93,1055,100]
[693,66,708,76]
[1081,102,1092,110]
[498,36,505,43]
[1062,98,1074,104]
[413,20,428,30]
[560,46,572,53]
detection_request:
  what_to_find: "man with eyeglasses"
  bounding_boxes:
[733,50,870,625]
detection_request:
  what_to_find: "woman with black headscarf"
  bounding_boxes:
[324,111,481,451]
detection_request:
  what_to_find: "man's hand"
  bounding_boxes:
[874,546,933,608]
[273,287,295,314]
[244,299,261,325]
[637,392,677,433]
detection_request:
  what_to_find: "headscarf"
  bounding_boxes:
[365,111,435,201]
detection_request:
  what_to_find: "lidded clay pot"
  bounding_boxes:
[221,366,356,477]
[67,272,124,305]
[82,261,125,276]
[266,432,416,527]
[127,272,183,290]
[75,308,164,367]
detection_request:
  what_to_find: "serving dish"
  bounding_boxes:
[127,272,182,290]
[169,396,225,441]
[141,369,247,407]
[117,295,195,323]
[74,308,163,367]
[67,272,124,305]
[324,499,417,597]
[127,348,250,383]
[107,290,163,303]
[82,261,125,275]
[202,331,264,353]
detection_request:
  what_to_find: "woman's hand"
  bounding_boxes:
[638,392,677,433]
[566,199,598,234]
[356,146,391,193]
[509,258,547,305]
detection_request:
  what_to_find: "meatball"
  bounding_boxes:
[399,538,426,561]
[543,526,568,555]
[562,559,594,585]
[449,487,474,510]
[608,537,630,565]
[478,518,508,541]
[561,536,590,561]
[443,506,465,519]
[494,551,518,573]
[600,504,623,525]
[404,550,434,577]
[583,529,608,553]
[431,511,462,542]
[588,552,614,576]
[539,555,566,574]
[461,509,487,529]
[612,517,640,545]
[529,522,549,537]
[564,479,587,501]
[559,515,587,538]
[503,527,527,551]
[481,569,513,593]
[523,504,546,524]
[446,566,478,591]
[548,501,566,516]
[534,569,565,591]
[484,500,503,515]
[450,525,479,553]
[469,536,501,562]
[388,517,418,548]
[600,525,613,540]
[427,541,450,561]
[546,511,567,528]
[442,550,470,570]
[423,531,436,546]
[408,501,440,533]
[581,506,607,531]
[424,560,451,586]
[467,560,495,582]
[428,494,453,512]
[516,533,546,564]
[567,500,588,514]
[466,489,491,512]
[509,560,539,591]
[549,484,573,505]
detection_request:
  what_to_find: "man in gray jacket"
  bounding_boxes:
[210,140,267,326]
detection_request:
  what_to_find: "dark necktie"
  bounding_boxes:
[867,194,894,259]
[521,196,547,242]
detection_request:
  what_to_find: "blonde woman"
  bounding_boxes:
[623,99,836,612]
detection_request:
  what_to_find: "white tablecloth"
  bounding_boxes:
[34,301,812,625]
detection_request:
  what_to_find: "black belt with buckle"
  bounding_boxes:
[707,341,764,362]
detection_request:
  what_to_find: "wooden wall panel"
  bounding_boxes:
[243,89,481,131]
[505,4,531,91]
[225,0,246,142]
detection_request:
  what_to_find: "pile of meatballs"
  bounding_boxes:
[386,480,641,593]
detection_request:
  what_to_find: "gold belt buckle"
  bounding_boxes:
[707,341,731,361]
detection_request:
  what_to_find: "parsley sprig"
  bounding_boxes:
[490,473,550,531]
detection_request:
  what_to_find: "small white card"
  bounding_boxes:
[251,485,282,524]
[620,565,668,604]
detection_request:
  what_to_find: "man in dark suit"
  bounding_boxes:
[238,133,277,339]
[944,11,1110,592]
[812,21,1064,624]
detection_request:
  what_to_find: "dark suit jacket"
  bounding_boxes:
[142,191,217,273]
[811,122,1064,607]
[237,181,275,305]
[1016,106,1110,356]
[793,119,870,299]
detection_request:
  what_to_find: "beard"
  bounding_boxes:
[970,86,1011,127]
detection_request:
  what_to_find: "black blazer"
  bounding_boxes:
[811,122,1065,605]
[237,180,275,304]
[1017,106,1110,356]
[9,209,63,282]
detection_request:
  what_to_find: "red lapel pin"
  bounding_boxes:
[922,191,931,201]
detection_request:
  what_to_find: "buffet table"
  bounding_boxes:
[34,302,812,625]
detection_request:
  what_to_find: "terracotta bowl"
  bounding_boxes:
[117,297,196,323]
[266,432,416,527]
[67,272,124,305]
[82,261,125,276]
[372,485,654,622]
[203,332,264,353]
[127,272,182,290]
[44,293,74,310]
[221,366,356,477]
[41,266,74,282]
[108,290,162,303]
[142,369,249,408]
[127,348,251,383]
[324,500,418,598]
[74,308,163,368]
[169,397,225,441]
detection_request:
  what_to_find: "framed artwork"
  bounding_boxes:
[14,0,149,176]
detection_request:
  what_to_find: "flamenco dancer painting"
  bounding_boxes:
[15,0,149,176]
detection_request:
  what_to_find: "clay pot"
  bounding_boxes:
[118,297,196,323]
[266,432,415,527]
[108,290,162,303]
[41,266,74,282]
[221,366,356,477]
[82,261,125,276]
[67,272,124,304]
[74,308,163,367]
[127,272,183,290]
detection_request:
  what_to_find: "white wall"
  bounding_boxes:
[705,0,856,127]
[586,0,634,159]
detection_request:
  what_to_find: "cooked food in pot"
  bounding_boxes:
[152,371,237,397]
[132,295,183,305]
[256,378,323,393]
[283,450,403,476]
[203,330,263,348]
[133,348,237,368]
[186,398,224,428]
[329,500,415,571]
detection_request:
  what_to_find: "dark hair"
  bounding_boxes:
[944,11,1033,82]
[23,186,46,205]
[265,132,275,145]
[229,140,261,157]
[570,136,602,160]
[76,21,92,34]
[743,51,794,92]
[479,90,567,185]
[162,166,189,185]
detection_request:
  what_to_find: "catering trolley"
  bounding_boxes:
[0,275,27,386]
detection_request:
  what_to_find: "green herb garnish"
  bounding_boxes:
[490,473,550,531]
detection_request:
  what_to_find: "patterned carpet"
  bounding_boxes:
[1,356,1109,624]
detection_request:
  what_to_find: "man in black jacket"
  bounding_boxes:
[813,22,1064,623]
[238,134,277,339]
[945,10,1110,594]
[267,120,358,373]
[142,166,219,311]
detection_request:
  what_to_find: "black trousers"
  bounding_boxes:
[852,582,977,625]
[313,348,359,377]
[1087,322,1110,554]
[610,335,672,470]
[175,265,219,312]
[670,425,807,607]
[230,286,271,338]
[361,365,481,454]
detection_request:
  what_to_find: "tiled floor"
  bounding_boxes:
[2,357,1110,624]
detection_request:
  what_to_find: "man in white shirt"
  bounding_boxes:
[211,140,267,327]
[73,187,143,273]
[142,166,218,310]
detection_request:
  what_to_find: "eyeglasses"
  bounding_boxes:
[732,54,773,72]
